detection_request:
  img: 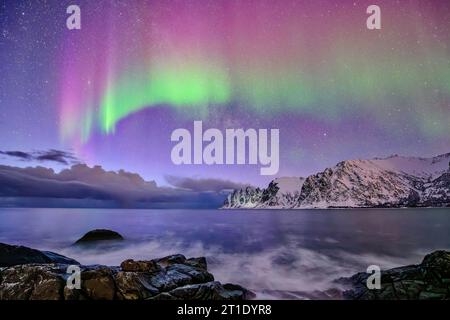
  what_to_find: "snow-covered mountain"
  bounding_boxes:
[223,153,450,209]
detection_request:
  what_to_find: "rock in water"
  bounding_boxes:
[0,243,79,267]
[74,229,124,244]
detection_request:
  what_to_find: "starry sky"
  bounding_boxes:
[1,0,450,187]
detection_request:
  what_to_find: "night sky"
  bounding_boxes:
[1,0,449,187]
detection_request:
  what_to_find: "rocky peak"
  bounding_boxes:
[223,152,450,209]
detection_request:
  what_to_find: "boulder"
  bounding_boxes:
[0,243,79,267]
[120,259,160,273]
[74,229,124,244]
[185,257,208,270]
[80,266,116,300]
[0,264,66,300]
[155,254,186,267]
[114,271,159,300]
[223,283,257,300]
[341,250,450,300]
[150,281,251,300]
[41,250,80,265]
[146,263,214,292]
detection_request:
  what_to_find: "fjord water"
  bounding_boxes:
[1,208,449,299]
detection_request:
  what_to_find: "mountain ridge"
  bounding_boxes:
[223,152,450,209]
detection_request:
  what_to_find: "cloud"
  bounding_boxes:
[165,175,251,193]
[0,164,235,208]
[34,149,79,165]
[0,151,33,160]
[0,149,80,165]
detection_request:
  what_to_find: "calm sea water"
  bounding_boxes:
[1,208,450,298]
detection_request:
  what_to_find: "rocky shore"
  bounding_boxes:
[0,242,254,300]
[339,250,450,300]
[1,240,449,300]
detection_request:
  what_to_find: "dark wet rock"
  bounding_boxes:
[63,285,86,300]
[120,259,160,273]
[0,264,67,300]
[223,283,257,300]
[186,257,208,270]
[150,281,251,300]
[41,250,80,265]
[166,263,215,285]
[156,254,186,267]
[147,262,214,292]
[0,245,254,300]
[80,266,116,300]
[341,250,450,300]
[0,243,79,267]
[74,229,124,244]
[114,271,159,300]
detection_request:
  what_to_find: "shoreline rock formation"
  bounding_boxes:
[339,250,450,300]
[0,243,254,300]
[1,242,449,300]
[0,243,79,267]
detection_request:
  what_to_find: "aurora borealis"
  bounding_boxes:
[1,0,450,186]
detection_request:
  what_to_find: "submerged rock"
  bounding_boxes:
[0,244,254,301]
[0,243,79,267]
[74,229,124,244]
[341,250,450,300]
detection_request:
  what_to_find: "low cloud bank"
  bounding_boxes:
[165,175,250,193]
[0,149,79,165]
[0,164,244,208]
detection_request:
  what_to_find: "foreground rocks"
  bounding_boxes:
[340,250,450,300]
[2,241,449,300]
[0,243,254,300]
